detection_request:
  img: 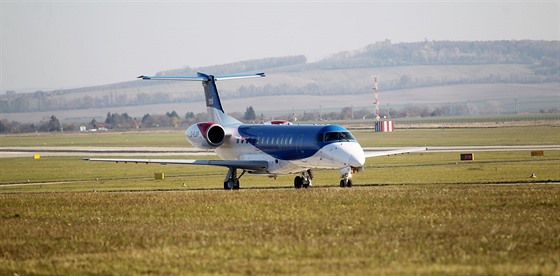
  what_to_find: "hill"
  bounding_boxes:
[1,40,558,122]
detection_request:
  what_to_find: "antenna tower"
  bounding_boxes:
[373,75,380,121]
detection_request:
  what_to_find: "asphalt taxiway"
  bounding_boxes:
[1,145,559,158]
[0,146,211,158]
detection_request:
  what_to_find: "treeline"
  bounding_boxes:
[0,115,63,133]
[5,100,557,134]
[0,112,190,134]
[320,40,559,74]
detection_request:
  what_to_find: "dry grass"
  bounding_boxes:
[1,185,559,274]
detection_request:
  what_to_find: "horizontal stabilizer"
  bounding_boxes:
[137,75,205,81]
[138,72,265,82]
[215,73,265,81]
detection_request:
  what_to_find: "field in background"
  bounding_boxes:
[0,125,559,274]
[2,82,558,124]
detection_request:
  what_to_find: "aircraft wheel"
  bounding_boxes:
[224,181,232,190]
[303,183,310,189]
[339,180,346,188]
[224,179,238,190]
[346,179,353,187]
[294,176,303,189]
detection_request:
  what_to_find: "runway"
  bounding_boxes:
[1,145,559,158]
[0,146,212,158]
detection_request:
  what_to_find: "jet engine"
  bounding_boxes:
[185,122,226,149]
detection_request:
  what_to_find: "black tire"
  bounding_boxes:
[340,180,345,188]
[294,176,303,189]
[346,179,353,187]
[224,180,238,190]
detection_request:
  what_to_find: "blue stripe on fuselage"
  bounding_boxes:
[237,124,355,160]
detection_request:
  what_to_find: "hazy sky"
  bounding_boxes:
[1,1,558,91]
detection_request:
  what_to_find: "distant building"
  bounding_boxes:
[94,122,108,131]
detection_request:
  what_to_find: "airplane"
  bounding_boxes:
[84,72,426,189]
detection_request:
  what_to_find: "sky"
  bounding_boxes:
[1,0,558,92]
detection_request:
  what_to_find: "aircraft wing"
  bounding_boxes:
[364,147,427,158]
[83,158,268,171]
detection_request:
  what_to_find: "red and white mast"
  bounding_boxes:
[373,75,380,121]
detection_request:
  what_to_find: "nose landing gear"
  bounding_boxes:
[339,166,361,187]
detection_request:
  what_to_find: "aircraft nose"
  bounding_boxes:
[345,143,366,167]
[331,142,365,167]
[321,142,366,168]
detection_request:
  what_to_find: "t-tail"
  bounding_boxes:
[138,72,265,126]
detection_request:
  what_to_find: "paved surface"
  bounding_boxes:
[423,145,560,152]
[1,145,558,188]
[0,146,212,158]
[0,145,560,158]
[1,145,559,158]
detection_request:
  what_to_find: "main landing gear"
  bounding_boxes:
[224,167,245,190]
[224,167,360,190]
[294,169,313,189]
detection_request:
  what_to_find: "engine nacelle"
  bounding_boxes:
[185,122,226,149]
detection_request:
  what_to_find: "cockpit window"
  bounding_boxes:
[324,132,355,142]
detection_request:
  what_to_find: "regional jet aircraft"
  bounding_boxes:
[84,72,425,189]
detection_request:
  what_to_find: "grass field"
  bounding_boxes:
[1,126,559,274]
[1,185,559,274]
[1,151,559,189]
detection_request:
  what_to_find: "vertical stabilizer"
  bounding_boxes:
[138,72,265,126]
[197,73,240,125]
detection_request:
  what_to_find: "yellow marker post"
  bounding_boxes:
[33,154,41,160]
[154,172,165,180]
